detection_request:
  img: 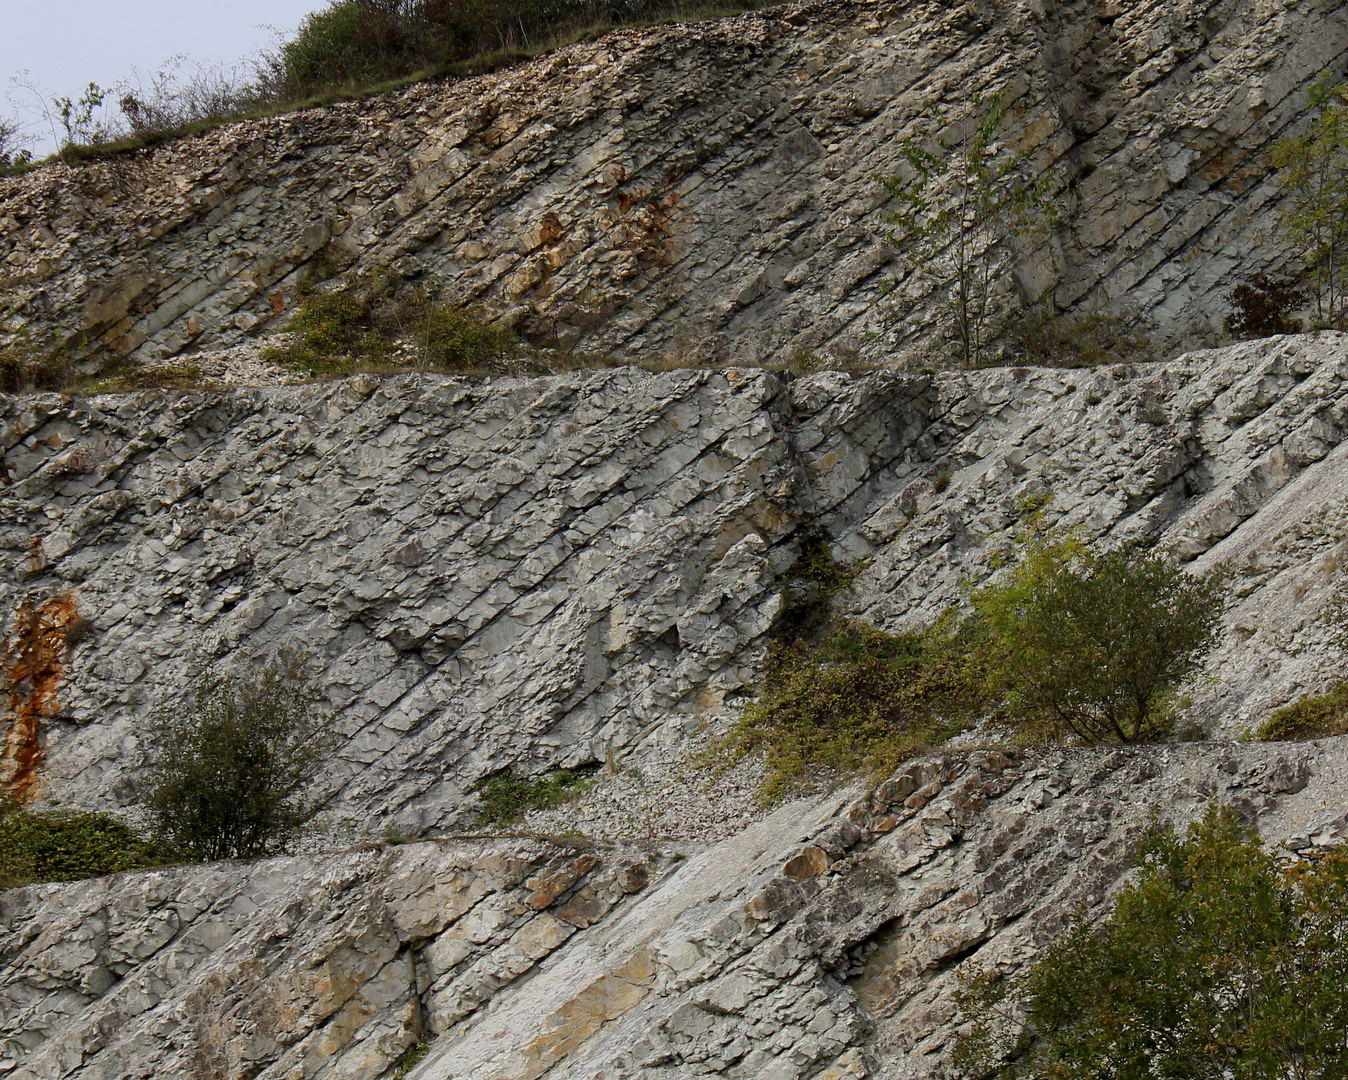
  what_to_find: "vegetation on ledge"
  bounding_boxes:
[727,524,1229,801]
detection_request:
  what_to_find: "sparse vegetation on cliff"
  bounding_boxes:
[726,615,988,803]
[1255,680,1348,742]
[881,92,1058,367]
[955,805,1348,1079]
[472,763,600,826]
[140,651,335,861]
[1273,73,1348,329]
[731,529,1228,801]
[0,796,151,888]
[263,270,519,376]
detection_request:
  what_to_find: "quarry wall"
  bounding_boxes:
[0,0,1345,370]
[3,333,1348,836]
[4,0,1348,1076]
[4,737,1346,1079]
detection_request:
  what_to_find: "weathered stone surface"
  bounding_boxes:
[4,738,1346,1079]
[5,333,1348,835]
[1,0,1344,369]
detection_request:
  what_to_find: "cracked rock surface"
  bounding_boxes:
[1,0,1345,368]
[5,334,1348,832]
[3,738,1345,1079]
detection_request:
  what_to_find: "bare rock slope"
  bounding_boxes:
[1,0,1345,368]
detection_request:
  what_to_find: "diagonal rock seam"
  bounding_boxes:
[4,334,1348,837]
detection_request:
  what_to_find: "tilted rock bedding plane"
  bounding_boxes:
[2,0,1348,1077]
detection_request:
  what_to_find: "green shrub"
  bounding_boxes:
[472,763,600,826]
[955,806,1348,1079]
[264,270,517,376]
[972,538,1228,744]
[281,1,391,89]
[0,797,151,888]
[726,616,990,803]
[1254,680,1348,741]
[139,651,336,861]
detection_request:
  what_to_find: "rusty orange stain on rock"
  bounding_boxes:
[1,592,78,803]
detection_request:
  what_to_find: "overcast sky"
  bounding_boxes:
[2,1,328,153]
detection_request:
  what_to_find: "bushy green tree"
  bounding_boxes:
[140,651,335,861]
[973,538,1227,743]
[955,806,1348,1079]
[1273,74,1348,328]
[881,92,1058,367]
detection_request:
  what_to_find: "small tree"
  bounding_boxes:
[1272,74,1348,329]
[140,650,335,861]
[973,539,1227,743]
[955,806,1348,1079]
[881,92,1058,367]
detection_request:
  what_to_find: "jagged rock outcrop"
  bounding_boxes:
[1,0,1345,369]
[4,333,1348,834]
[4,737,1346,1079]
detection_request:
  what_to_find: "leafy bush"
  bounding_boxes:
[972,538,1227,744]
[278,0,759,94]
[1273,73,1348,329]
[1254,679,1348,741]
[264,270,518,376]
[726,616,989,803]
[955,805,1348,1079]
[1224,273,1307,339]
[139,651,335,861]
[0,117,33,173]
[0,797,151,888]
[473,763,599,826]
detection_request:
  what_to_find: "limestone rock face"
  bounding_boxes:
[4,333,1348,833]
[1,0,1345,367]
[4,737,1346,1079]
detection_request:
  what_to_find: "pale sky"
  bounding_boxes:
[2,1,329,153]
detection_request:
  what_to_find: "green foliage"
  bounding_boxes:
[0,797,151,888]
[1009,309,1154,368]
[0,117,33,173]
[392,1040,430,1078]
[264,270,518,376]
[726,615,989,803]
[279,0,759,95]
[281,2,389,90]
[472,763,600,826]
[1273,74,1348,328]
[140,651,336,862]
[972,537,1227,744]
[1255,679,1348,741]
[881,92,1058,367]
[955,806,1348,1079]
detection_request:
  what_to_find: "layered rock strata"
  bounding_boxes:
[1,0,1345,369]
[3,737,1345,1079]
[2,333,1348,835]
